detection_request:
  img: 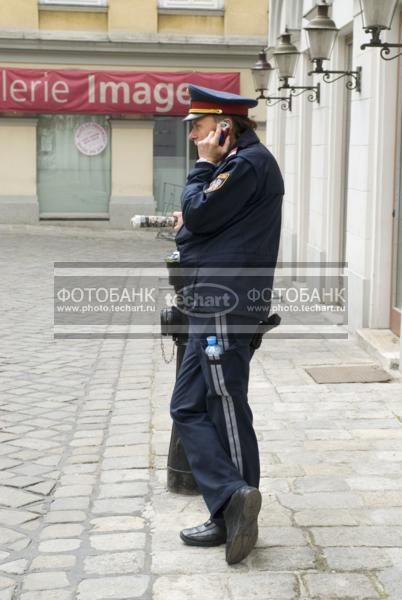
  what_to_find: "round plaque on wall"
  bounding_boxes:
[74,122,108,156]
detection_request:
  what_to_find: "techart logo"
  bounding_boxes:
[174,283,239,318]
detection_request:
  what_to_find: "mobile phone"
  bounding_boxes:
[218,121,230,146]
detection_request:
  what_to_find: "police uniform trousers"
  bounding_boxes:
[170,312,261,525]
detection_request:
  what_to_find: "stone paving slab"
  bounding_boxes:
[0,225,402,599]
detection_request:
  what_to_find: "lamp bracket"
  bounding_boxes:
[360,28,402,62]
[361,41,402,61]
[266,95,293,111]
[308,64,362,92]
[278,79,320,104]
[289,83,320,104]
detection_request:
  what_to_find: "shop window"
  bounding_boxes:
[158,0,224,12]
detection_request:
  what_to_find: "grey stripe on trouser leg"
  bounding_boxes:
[211,315,244,476]
[210,362,241,473]
[216,364,244,477]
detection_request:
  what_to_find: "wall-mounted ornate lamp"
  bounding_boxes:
[273,31,320,104]
[305,1,362,92]
[251,49,293,111]
[360,0,401,61]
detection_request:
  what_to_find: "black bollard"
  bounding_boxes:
[162,251,200,495]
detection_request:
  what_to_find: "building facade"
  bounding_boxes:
[265,0,402,356]
[0,0,268,227]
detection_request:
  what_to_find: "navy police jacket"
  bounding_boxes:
[175,129,284,319]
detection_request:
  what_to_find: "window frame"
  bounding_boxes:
[157,0,224,12]
[39,0,108,8]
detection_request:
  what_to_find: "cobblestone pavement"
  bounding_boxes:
[1,224,402,600]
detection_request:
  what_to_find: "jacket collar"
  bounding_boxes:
[219,130,260,166]
[235,129,260,149]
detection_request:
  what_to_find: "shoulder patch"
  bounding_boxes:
[205,172,231,193]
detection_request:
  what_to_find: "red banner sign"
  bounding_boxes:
[0,68,240,115]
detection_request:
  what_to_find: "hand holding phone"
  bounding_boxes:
[196,121,231,162]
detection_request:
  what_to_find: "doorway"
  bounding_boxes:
[38,114,111,218]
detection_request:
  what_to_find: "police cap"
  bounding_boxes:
[183,84,258,122]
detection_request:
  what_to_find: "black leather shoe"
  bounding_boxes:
[223,485,262,564]
[180,518,227,547]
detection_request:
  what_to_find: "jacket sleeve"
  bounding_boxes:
[181,157,257,235]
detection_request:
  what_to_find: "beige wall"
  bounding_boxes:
[110,119,155,226]
[239,69,265,124]
[225,0,268,37]
[109,0,157,33]
[158,14,224,35]
[0,119,37,195]
[0,0,38,29]
[39,10,107,31]
[111,121,154,197]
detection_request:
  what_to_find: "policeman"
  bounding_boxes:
[170,84,284,564]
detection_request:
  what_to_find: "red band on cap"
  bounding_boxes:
[190,100,249,116]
